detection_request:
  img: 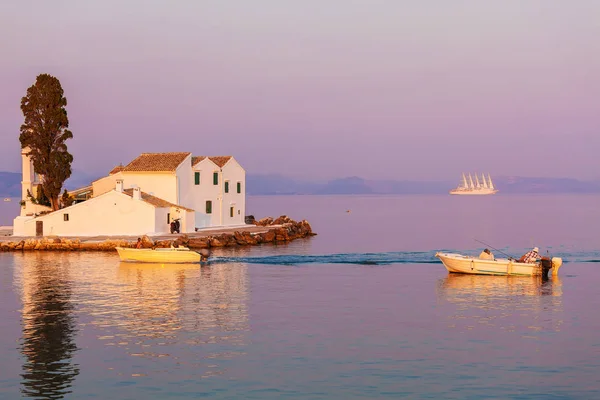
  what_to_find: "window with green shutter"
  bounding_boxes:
[206,200,212,214]
[224,181,229,193]
[213,172,218,185]
[237,182,241,193]
[194,172,200,185]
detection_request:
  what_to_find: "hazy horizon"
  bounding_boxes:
[1,1,599,181]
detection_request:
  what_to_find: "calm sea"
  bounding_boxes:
[1,194,600,399]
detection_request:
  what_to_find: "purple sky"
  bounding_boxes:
[1,1,599,181]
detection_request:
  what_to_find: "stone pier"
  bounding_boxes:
[0,215,315,252]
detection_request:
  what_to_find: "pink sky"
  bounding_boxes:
[1,1,599,181]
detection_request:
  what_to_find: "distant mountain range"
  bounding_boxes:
[0,172,21,198]
[247,174,600,195]
[0,171,101,198]
[2,171,600,197]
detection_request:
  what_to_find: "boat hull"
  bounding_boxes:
[449,189,498,195]
[435,252,562,276]
[116,247,201,263]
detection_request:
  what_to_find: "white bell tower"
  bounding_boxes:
[20,147,44,216]
[21,147,34,203]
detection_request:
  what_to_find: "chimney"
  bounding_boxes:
[115,179,123,193]
[133,187,141,200]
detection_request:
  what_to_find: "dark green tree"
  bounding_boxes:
[19,74,73,211]
[60,189,75,208]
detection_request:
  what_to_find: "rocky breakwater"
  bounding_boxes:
[186,215,315,249]
[0,216,315,252]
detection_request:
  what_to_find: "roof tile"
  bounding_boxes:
[123,152,190,172]
[109,165,124,175]
[209,156,232,167]
[191,155,233,168]
[191,156,206,166]
[122,189,194,212]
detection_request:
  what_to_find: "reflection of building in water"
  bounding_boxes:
[12,253,80,399]
[13,253,250,382]
[436,274,563,333]
[110,262,250,344]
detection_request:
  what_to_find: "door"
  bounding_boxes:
[36,221,43,236]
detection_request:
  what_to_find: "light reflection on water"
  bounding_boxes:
[2,249,599,399]
[436,274,563,334]
[8,252,250,398]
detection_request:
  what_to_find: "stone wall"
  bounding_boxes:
[0,216,315,252]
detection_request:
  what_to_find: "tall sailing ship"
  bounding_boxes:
[449,173,498,195]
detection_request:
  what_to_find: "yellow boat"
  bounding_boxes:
[116,246,202,263]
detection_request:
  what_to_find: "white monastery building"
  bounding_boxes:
[13,151,246,237]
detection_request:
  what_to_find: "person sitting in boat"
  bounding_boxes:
[479,248,494,260]
[519,247,542,263]
[135,238,142,249]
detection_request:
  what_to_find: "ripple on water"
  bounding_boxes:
[1,250,599,399]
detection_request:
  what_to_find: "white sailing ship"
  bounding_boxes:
[449,173,498,195]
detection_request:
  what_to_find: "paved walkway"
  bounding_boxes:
[0,224,276,243]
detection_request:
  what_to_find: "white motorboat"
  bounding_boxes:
[435,252,563,277]
[3,198,11,202]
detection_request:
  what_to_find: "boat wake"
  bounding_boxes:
[209,249,600,266]
[212,251,445,266]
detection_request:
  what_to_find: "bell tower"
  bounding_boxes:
[20,147,42,216]
[21,147,34,203]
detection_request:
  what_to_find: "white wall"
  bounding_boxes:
[13,216,33,236]
[220,157,246,226]
[154,208,170,234]
[195,212,212,229]
[175,155,195,210]
[92,172,123,197]
[120,172,178,204]
[156,207,195,234]
[20,190,158,236]
[192,158,222,227]
[181,210,196,233]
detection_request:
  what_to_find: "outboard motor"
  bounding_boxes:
[540,258,552,279]
[198,248,211,262]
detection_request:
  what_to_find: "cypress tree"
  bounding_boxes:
[19,74,73,211]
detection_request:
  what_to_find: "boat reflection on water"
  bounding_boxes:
[109,261,250,376]
[436,273,563,333]
[114,261,250,338]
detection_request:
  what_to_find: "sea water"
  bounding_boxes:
[1,194,599,399]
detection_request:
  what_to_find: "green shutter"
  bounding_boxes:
[213,172,218,185]
[224,181,229,193]
[194,172,200,185]
[206,201,212,214]
[237,182,241,193]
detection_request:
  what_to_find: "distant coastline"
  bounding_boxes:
[2,170,600,197]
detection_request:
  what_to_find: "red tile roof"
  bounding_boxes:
[191,155,232,168]
[209,156,232,167]
[109,165,124,175]
[123,152,191,172]
[191,156,206,166]
[122,189,194,212]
